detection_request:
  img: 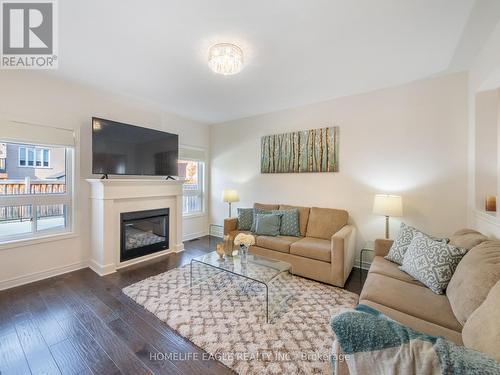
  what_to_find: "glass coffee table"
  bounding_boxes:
[189,251,293,323]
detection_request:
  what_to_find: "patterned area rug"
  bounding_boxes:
[122,263,358,374]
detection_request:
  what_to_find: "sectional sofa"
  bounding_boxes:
[224,202,356,287]
[331,228,500,372]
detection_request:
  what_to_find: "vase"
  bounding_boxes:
[240,244,248,263]
[223,235,234,257]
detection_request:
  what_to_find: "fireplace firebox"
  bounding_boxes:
[120,208,169,262]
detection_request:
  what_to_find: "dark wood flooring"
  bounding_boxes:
[0,236,367,375]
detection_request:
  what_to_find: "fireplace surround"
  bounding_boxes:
[87,178,184,275]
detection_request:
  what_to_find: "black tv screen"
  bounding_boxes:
[92,117,179,176]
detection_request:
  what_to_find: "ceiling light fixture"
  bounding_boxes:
[208,43,244,75]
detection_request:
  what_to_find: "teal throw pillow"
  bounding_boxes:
[237,208,254,231]
[273,209,300,237]
[254,213,282,236]
[250,208,271,232]
[250,208,300,237]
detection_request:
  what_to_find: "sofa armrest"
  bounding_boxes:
[374,239,394,257]
[331,225,357,287]
[224,218,238,235]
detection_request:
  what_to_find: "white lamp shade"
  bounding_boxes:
[373,194,403,217]
[222,189,240,203]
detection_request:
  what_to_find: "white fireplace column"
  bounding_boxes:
[86,179,185,276]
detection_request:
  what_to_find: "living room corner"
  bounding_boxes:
[1,1,500,374]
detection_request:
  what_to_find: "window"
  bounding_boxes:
[178,160,204,215]
[1,141,73,243]
[19,146,50,168]
[19,147,26,166]
[27,148,34,166]
[43,149,49,167]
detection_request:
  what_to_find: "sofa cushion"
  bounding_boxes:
[279,204,310,236]
[359,300,463,345]
[400,233,467,294]
[359,272,462,331]
[290,237,331,263]
[256,235,302,254]
[462,281,500,362]
[305,207,348,240]
[254,202,279,211]
[447,240,500,325]
[449,228,488,250]
[369,256,423,286]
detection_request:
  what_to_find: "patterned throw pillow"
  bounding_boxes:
[385,223,447,265]
[254,213,283,236]
[400,233,467,294]
[274,209,301,237]
[237,208,254,231]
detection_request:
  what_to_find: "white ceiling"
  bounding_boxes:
[54,0,480,123]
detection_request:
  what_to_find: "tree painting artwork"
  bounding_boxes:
[261,127,339,173]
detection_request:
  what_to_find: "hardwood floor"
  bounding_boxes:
[0,236,367,375]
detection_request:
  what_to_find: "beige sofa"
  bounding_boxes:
[224,202,356,287]
[358,228,500,358]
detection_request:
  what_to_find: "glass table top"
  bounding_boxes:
[191,251,291,284]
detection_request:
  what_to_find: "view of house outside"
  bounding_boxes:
[0,142,67,238]
[178,159,204,214]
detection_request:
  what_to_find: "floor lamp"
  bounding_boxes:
[373,194,403,239]
[222,189,239,217]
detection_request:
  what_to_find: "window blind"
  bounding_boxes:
[179,146,206,161]
[0,120,75,146]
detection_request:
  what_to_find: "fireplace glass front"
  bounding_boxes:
[120,208,169,262]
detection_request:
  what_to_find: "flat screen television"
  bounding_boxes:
[92,117,179,177]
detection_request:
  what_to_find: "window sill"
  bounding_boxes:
[0,231,79,251]
[183,212,207,219]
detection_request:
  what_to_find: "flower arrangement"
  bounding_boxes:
[234,233,255,248]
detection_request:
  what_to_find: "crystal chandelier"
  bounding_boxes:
[208,43,244,75]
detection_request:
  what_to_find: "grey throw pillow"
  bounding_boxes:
[250,208,300,236]
[237,208,254,231]
[400,233,467,294]
[254,213,282,236]
[385,223,447,265]
[250,208,271,232]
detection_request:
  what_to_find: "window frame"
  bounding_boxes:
[179,158,206,217]
[18,146,51,168]
[1,146,74,244]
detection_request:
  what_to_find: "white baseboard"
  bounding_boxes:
[89,259,116,276]
[175,243,185,252]
[183,230,209,242]
[0,261,88,291]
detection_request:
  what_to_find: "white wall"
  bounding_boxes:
[0,71,209,290]
[474,90,498,210]
[468,19,500,237]
[210,72,469,262]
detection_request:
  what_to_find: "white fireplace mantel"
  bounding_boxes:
[86,178,185,275]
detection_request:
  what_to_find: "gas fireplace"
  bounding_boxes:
[120,208,169,262]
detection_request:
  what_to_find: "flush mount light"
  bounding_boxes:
[208,43,244,75]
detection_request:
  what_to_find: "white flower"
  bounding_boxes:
[234,233,255,247]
